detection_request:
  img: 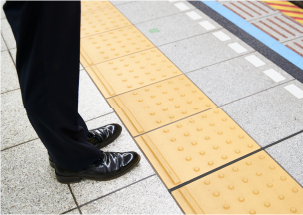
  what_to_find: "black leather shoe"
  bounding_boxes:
[49,123,122,168]
[55,151,140,184]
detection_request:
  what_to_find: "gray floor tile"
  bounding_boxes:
[110,0,134,6]
[1,50,19,93]
[136,9,222,46]
[9,47,16,63]
[78,70,113,121]
[266,133,303,186]
[80,175,182,214]
[1,34,7,51]
[1,18,16,49]
[1,139,76,214]
[70,112,155,205]
[187,51,294,106]
[116,1,195,24]
[1,90,38,150]
[250,13,303,43]
[159,29,254,73]
[222,80,303,147]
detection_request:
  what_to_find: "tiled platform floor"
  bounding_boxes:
[1,0,303,214]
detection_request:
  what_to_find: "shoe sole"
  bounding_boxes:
[55,154,141,184]
[49,126,123,169]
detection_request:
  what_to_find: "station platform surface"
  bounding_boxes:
[1,0,303,214]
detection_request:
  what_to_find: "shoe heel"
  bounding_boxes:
[55,172,82,184]
[49,159,55,169]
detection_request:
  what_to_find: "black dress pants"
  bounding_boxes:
[3,1,101,171]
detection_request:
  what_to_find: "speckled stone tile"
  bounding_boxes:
[222,80,303,147]
[80,175,182,214]
[1,139,76,214]
[70,112,155,205]
[1,90,38,150]
[9,47,16,63]
[136,9,222,46]
[1,18,16,49]
[1,34,7,51]
[1,0,5,19]
[159,28,254,73]
[110,0,134,6]
[79,63,84,71]
[266,133,303,186]
[78,70,113,121]
[65,208,81,214]
[1,50,19,93]
[187,51,294,106]
[116,1,195,24]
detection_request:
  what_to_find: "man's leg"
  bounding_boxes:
[3,1,101,171]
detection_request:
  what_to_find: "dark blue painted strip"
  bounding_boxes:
[203,1,303,70]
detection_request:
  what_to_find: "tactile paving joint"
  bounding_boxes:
[80,26,155,67]
[81,7,132,38]
[135,108,260,189]
[86,48,183,98]
[108,75,216,136]
[172,151,303,214]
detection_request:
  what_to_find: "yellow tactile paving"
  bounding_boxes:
[81,1,112,13]
[172,151,303,214]
[85,48,183,98]
[135,108,260,189]
[81,7,132,38]
[80,26,155,67]
[108,75,216,136]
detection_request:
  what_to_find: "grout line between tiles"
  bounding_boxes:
[68,184,83,214]
[61,207,79,214]
[1,137,40,152]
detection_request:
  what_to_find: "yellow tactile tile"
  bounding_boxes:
[135,108,260,189]
[108,75,216,136]
[81,6,132,38]
[172,151,303,214]
[81,1,112,13]
[86,48,183,98]
[80,26,155,67]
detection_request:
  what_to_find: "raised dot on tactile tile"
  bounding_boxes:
[200,151,205,155]
[209,123,215,126]
[208,161,214,165]
[222,155,227,159]
[186,156,192,161]
[253,189,259,195]
[164,129,169,133]
[259,155,265,159]
[205,136,210,140]
[171,138,176,142]
[150,95,155,98]
[145,89,149,92]
[202,115,207,118]
[223,204,230,210]
[249,209,256,214]
[246,161,252,165]
[219,173,225,178]
[177,124,182,128]
[213,145,219,149]
[256,172,262,176]
[264,202,270,207]
[204,180,210,185]
[182,111,187,114]
[156,120,161,123]
[290,207,297,213]
[292,187,298,193]
[213,192,220,197]
[267,182,273,188]
[178,147,184,151]
[184,132,189,136]
[157,102,161,105]
[169,115,174,119]
[235,149,241,154]
[248,144,253,148]
[238,197,245,202]
[189,119,195,123]
[228,185,234,190]
[150,112,155,115]
[157,85,161,87]
[222,118,227,121]
[226,140,232,144]
[280,176,286,181]
[192,141,197,145]
[230,126,235,130]
[232,167,238,172]
[187,101,192,104]
[197,127,202,131]
[169,98,174,101]
[269,165,275,170]
[239,135,244,139]
[163,108,168,111]
[194,167,200,172]
[175,105,180,108]
[242,178,249,183]
[218,131,223,135]
[138,99,143,102]
[278,194,285,200]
